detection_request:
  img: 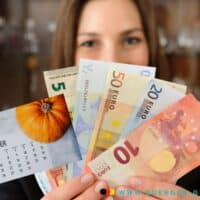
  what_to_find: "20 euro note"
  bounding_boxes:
[0,94,81,184]
[69,59,156,178]
[85,69,186,162]
[86,94,200,187]
[35,67,78,193]
[122,79,187,137]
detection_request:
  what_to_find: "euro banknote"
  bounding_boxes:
[36,166,69,194]
[69,59,156,177]
[85,69,186,162]
[122,79,187,136]
[34,171,51,194]
[43,66,78,115]
[35,67,78,192]
[36,62,155,191]
[86,94,200,187]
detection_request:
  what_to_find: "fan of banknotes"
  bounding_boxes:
[35,59,200,194]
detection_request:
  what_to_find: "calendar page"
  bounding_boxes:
[0,94,81,184]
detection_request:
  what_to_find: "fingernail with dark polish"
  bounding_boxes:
[100,188,107,195]
[95,181,107,195]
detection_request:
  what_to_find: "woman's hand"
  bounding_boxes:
[41,172,111,200]
[116,176,199,200]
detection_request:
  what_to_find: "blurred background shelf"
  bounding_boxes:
[0,0,199,110]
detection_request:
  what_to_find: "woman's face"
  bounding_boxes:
[75,0,149,66]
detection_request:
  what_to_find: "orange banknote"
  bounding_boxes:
[86,94,200,186]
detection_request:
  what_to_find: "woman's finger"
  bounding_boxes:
[41,172,95,200]
[126,176,198,200]
[75,180,109,200]
[104,197,115,200]
[116,186,158,200]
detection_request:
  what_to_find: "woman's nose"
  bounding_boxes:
[99,45,124,63]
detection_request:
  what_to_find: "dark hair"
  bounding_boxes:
[51,0,171,80]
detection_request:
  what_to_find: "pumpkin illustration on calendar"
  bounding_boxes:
[16,95,71,143]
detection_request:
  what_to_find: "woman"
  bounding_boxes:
[43,0,200,199]
[51,0,170,80]
[0,0,199,200]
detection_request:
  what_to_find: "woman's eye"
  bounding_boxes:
[124,36,141,45]
[80,40,96,47]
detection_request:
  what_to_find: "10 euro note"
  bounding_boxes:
[0,94,81,184]
[85,69,186,163]
[86,94,200,187]
[69,59,156,178]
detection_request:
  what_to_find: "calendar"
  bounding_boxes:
[0,95,81,184]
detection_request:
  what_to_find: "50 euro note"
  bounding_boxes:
[85,69,186,163]
[68,59,156,178]
[86,94,200,187]
[35,66,78,193]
